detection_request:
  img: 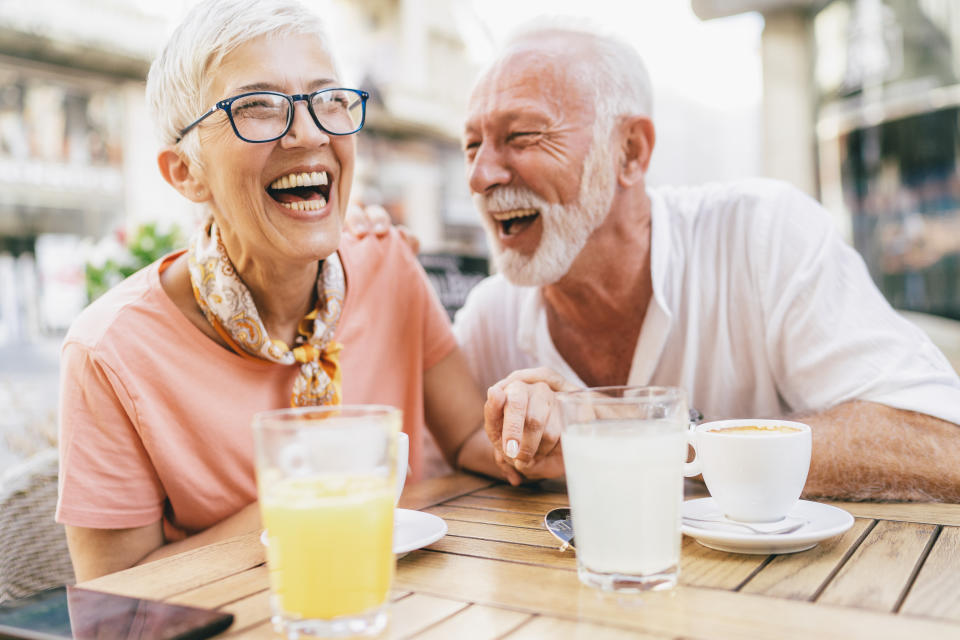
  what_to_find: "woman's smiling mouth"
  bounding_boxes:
[267,171,331,211]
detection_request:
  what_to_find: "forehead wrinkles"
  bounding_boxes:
[468,46,594,128]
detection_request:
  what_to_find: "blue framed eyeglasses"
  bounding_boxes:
[176,88,369,143]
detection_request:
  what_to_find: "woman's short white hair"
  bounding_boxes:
[502,19,653,139]
[146,0,339,162]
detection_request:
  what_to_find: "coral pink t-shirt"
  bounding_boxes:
[55,230,456,536]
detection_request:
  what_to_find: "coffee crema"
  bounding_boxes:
[708,425,802,435]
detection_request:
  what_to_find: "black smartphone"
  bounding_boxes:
[0,586,234,640]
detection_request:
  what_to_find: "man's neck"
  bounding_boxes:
[541,191,654,386]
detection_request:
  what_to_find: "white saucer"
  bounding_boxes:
[682,498,854,554]
[259,508,447,556]
[393,508,448,556]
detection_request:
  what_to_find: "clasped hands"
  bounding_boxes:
[483,368,579,486]
[344,206,578,485]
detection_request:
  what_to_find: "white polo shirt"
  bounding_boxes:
[453,178,960,423]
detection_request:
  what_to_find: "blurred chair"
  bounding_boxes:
[900,310,960,375]
[0,448,75,602]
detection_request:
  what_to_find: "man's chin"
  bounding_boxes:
[494,249,569,287]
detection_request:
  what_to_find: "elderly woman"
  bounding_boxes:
[54,0,515,582]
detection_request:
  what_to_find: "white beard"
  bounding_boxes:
[473,134,616,287]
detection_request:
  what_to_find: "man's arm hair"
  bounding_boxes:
[799,400,960,502]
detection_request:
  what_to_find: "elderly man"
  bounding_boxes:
[355,26,960,500]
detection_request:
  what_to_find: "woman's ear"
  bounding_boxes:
[157,147,210,203]
[617,116,656,188]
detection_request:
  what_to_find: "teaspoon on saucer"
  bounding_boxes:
[682,515,808,535]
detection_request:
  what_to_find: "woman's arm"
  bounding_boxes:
[422,347,522,483]
[66,502,262,582]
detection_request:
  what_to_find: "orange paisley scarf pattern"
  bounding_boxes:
[187,220,345,406]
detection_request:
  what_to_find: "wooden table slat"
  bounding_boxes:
[445,495,560,515]
[384,593,468,638]
[444,518,561,548]
[82,532,265,600]
[167,565,269,610]
[395,550,960,640]
[678,536,769,589]
[75,479,960,639]
[738,518,874,599]
[411,603,532,640]
[398,474,498,512]
[216,590,272,634]
[899,525,960,621]
[504,615,670,639]
[425,504,545,529]
[816,520,937,611]
[424,537,577,570]
[821,500,960,526]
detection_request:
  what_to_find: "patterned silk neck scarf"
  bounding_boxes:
[186,220,345,406]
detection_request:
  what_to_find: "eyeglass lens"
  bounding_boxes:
[229,90,363,141]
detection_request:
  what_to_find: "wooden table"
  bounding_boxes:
[82,474,960,639]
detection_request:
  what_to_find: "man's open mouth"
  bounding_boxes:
[491,208,539,236]
[267,171,331,212]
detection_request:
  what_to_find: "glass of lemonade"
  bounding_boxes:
[253,406,401,638]
[557,386,693,592]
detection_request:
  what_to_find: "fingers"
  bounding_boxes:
[484,385,507,447]
[501,367,579,393]
[514,381,555,463]
[343,204,391,238]
[493,449,525,485]
[366,204,391,235]
[500,382,533,461]
[397,226,421,254]
[344,203,370,236]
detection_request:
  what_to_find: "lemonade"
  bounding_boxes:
[260,474,395,619]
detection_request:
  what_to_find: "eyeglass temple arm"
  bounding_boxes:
[175,103,225,143]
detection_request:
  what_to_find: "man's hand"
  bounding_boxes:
[483,368,579,485]
[344,204,420,253]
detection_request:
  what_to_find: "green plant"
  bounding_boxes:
[85,222,184,302]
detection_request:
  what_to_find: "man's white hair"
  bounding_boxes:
[502,19,654,139]
[145,0,340,164]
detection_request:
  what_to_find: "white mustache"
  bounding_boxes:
[474,187,548,214]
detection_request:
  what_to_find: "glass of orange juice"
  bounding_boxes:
[253,406,401,638]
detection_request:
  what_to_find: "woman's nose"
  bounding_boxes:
[280,101,330,148]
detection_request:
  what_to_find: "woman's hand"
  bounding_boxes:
[344,204,420,253]
[483,368,579,484]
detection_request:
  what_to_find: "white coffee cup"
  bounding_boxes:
[395,431,409,505]
[684,419,811,522]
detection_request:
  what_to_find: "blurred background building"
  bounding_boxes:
[1,0,958,469]
[695,0,960,364]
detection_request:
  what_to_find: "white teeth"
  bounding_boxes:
[491,208,538,221]
[269,171,329,190]
[279,196,327,212]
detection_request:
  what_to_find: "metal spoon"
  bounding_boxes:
[544,508,575,551]
[682,515,808,535]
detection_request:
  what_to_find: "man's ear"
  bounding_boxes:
[617,116,656,188]
[157,147,210,203]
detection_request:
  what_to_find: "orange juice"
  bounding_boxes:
[260,474,394,619]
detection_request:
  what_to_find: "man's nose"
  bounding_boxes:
[468,143,511,194]
[280,100,330,148]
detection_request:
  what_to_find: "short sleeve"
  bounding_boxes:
[56,342,166,529]
[755,185,960,423]
[403,246,456,371]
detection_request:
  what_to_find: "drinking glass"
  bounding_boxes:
[557,386,695,592]
[253,405,401,638]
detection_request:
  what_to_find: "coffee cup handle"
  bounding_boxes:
[683,430,701,477]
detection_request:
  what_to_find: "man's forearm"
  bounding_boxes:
[798,400,960,501]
